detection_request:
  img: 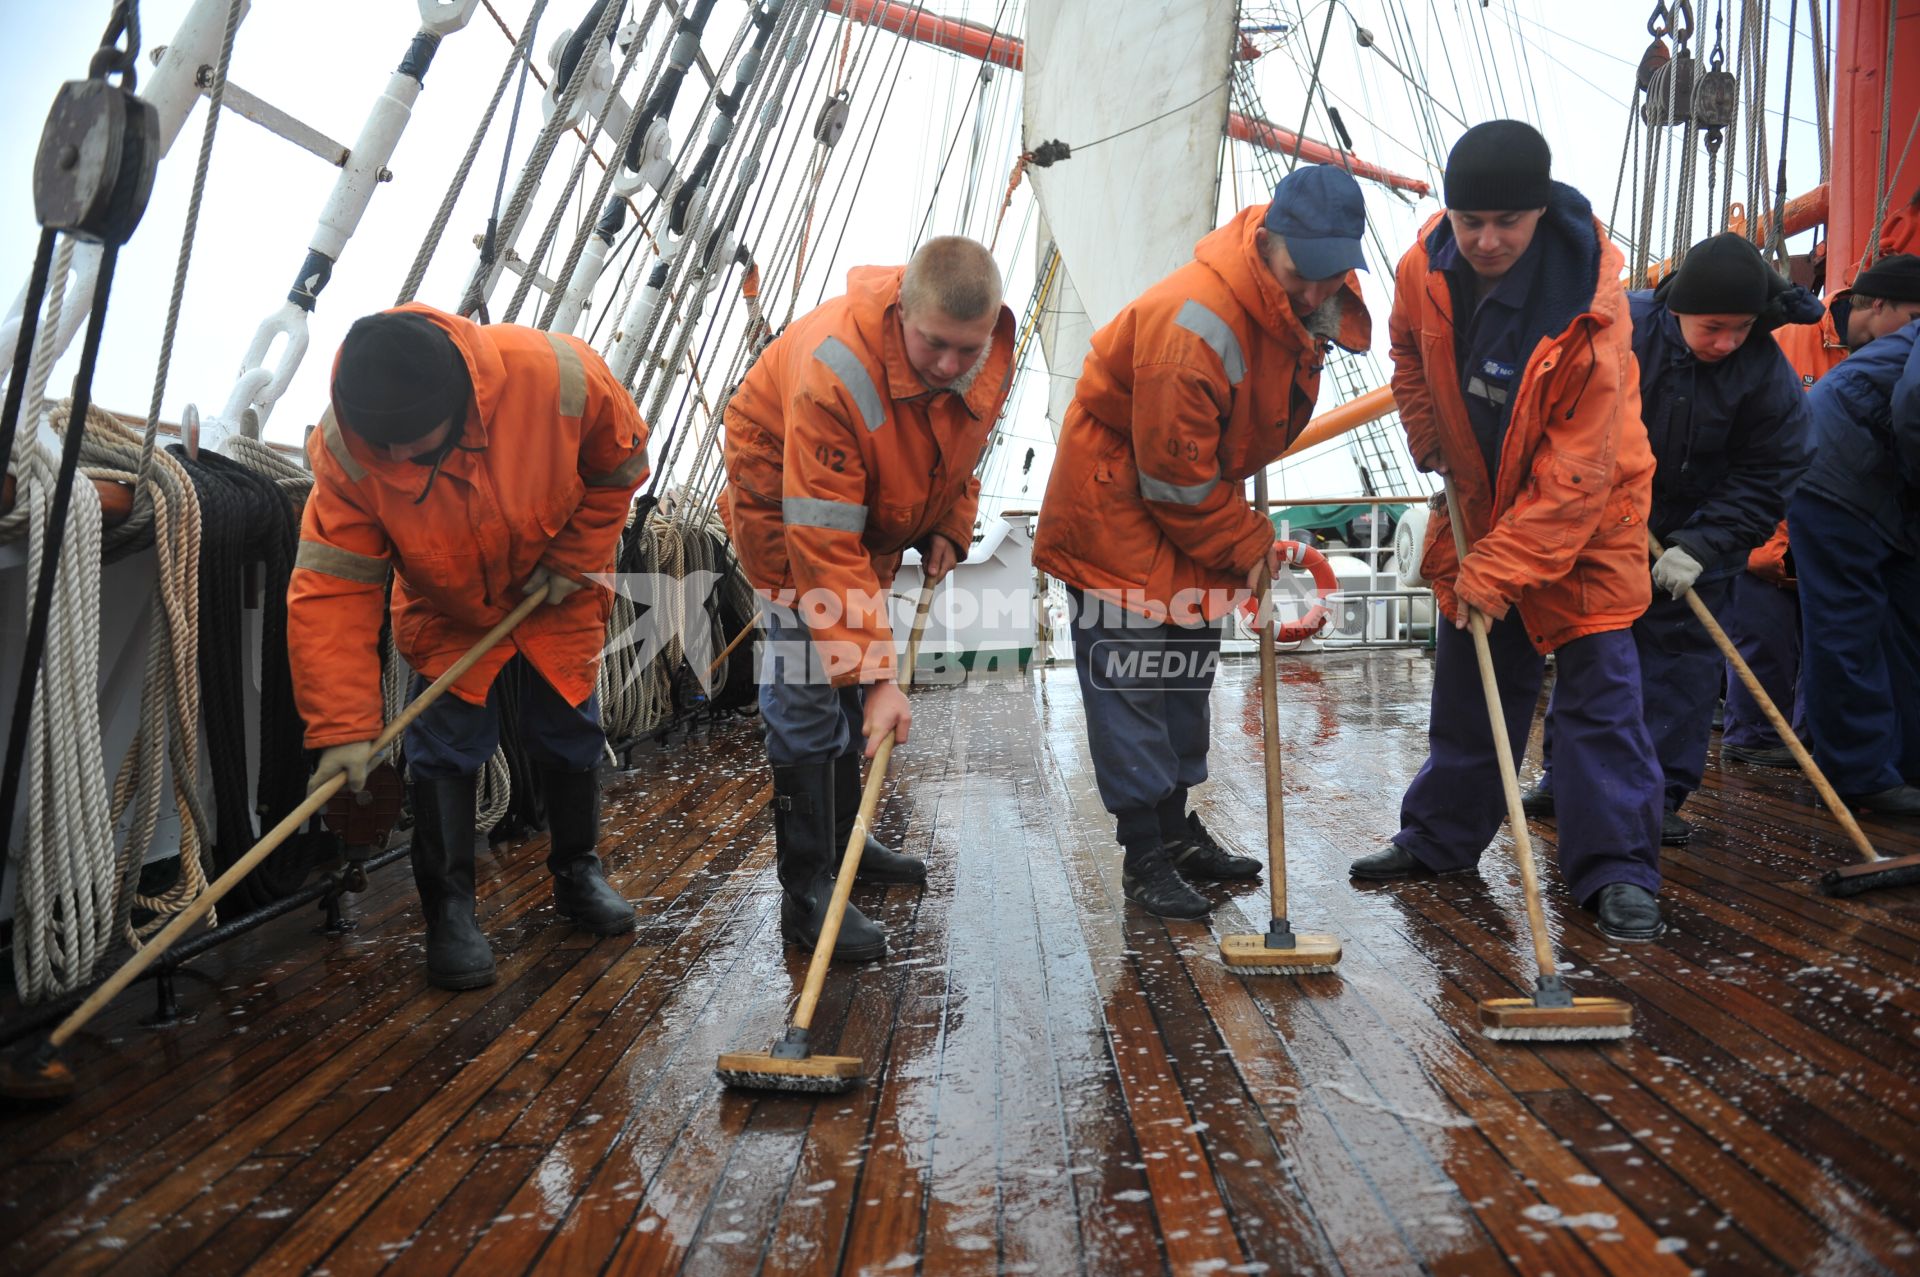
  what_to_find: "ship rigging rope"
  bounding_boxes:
[630,0,813,414]
[635,0,820,445]
[1861,0,1899,269]
[397,0,550,306]
[82,408,211,945]
[508,0,667,326]
[529,0,678,330]
[169,444,311,909]
[9,250,115,1003]
[454,0,629,318]
[137,0,241,481]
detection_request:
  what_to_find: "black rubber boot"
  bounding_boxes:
[1660,809,1692,846]
[774,762,887,962]
[834,751,926,884]
[544,768,636,935]
[409,775,496,990]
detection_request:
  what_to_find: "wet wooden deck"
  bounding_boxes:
[4,649,1919,1275]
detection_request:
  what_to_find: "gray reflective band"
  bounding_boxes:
[1139,469,1221,506]
[587,446,649,488]
[547,333,588,417]
[783,495,869,532]
[813,336,886,432]
[295,538,388,584]
[1174,300,1246,385]
[320,408,367,482]
[1465,376,1510,406]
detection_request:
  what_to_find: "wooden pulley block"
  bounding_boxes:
[32,76,159,246]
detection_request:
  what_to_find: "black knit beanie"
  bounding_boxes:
[1851,252,1920,303]
[1666,232,1772,315]
[331,312,470,446]
[1444,120,1552,211]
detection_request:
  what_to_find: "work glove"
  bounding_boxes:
[309,740,376,794]
[1651,543,1704,599]
[522,564,585,606]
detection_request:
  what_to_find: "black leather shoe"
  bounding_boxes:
[410,775,497,990]
[1163,812,1262,881]
[1594,883,1664,941]
[1843,784,1920,817]
[834,752,926,884]
[1520,781,1555,819]
[544,768,637,935]
[1121,842,1211,919]
[1348,844,1446,880]
[1723,742,1797,768]
[1660,810,1692,846]
[774,762,887,962]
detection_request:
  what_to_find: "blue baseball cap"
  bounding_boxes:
[1263,165,1368,280]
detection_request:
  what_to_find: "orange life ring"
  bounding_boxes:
[1239,539,1340,643]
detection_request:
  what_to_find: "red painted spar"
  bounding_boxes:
[821,0,1433,197]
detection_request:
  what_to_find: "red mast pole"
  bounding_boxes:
[1827,0,1920,286]
[820,0,1431,197]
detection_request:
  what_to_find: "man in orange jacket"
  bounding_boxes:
[1033,164,1372,919]
[1347,121,1667,942]
[290,305,650,990]
[722,236,1014,961]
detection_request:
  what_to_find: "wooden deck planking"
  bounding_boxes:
[2,650,1917,1275]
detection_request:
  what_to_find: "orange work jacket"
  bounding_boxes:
[1032,204,1371,622]
[1392,202,1655,653]
[721,266,1015,685]
[288,304,650,748]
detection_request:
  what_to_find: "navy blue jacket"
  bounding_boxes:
[1803,315,1920,554]
[1629,291,1814,579]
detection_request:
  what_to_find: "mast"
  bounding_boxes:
[1828,0,1920,282]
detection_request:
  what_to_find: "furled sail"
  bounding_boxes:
[1023,0,1235,436]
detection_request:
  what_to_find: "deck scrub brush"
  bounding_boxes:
[1218,472,1343,980]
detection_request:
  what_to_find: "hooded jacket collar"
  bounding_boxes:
[839,264,1017,421]
[1422,181,1614,345]
[1193,205,1371,354]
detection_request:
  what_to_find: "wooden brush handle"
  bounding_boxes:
[1647,531,1882,865]
[49,585,553,1050]
[790,579,937,1032]
[1252,471,1288,921]
[1443,480,1560,984]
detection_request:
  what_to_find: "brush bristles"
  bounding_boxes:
[714,1048,863,1094]
[1478,996,1633,1042]
[1819,858,1920,897]
[1224,962,1341,976]
[1480,1023,1634,1041]
[1219,932,1342,973]
[715,1068,860,1094]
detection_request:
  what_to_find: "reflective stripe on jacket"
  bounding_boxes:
[1032,205,1371,621]
[288,304,649,747]
[721,266,1015,685]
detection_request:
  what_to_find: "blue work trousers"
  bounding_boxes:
[404,654,605,779]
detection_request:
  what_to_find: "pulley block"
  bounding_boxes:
[813,89,850,147]
[32,76,159,245]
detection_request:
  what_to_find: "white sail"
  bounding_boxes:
[1024,0,1235,435]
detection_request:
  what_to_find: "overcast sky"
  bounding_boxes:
[1,0,1828,508]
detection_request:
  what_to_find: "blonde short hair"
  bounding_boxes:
[900,236,1003,322]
